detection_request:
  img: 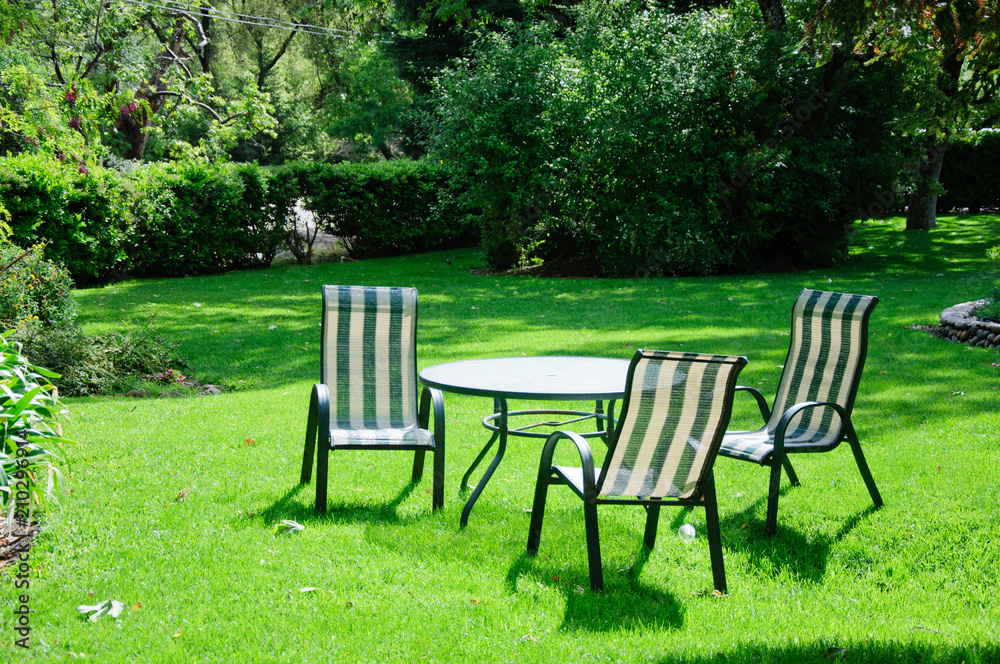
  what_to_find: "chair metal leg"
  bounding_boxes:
[764,456,783,536]
[432,447,445,510]
[300,397,318,485]
[781,455,800,486]
[584,500,604,592]
[316,440,329,514]
[643,498,662,550]
[411,450,426,482]
[526,473,550,555]
[704,472,727,594]
[846,426,883,507]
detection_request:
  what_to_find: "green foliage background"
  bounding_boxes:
[427,1,914,276]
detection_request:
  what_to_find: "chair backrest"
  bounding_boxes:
[599,350,747,500]
[767,288,878,443]
[320,285,419,430]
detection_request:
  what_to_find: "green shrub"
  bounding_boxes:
[939,130,1000,213]
[125,161,287,277]
[0,242,76,332]
[17,322,184,397]
[0,332,72,529]
[287,159,477,259]
[427,1,908,275]
[0,152,129,284]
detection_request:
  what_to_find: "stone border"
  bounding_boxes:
[937,299,1000,349]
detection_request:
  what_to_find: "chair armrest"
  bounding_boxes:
[538,430,598,501]
[310,383,331,434]
[772,400,848,453]
[735,385,771,422]
[419,385,445,451]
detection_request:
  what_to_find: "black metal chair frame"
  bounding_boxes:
[526,351,747,593]
[299,286,445,513]
[723,290,883,536]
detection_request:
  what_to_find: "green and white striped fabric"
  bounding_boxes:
[321,285,432,448]
[720,289,878,463]
[597,351,746,500]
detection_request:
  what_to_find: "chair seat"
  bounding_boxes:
[331,425,435,448]
[720,426,842,464]
[555,465,699,500]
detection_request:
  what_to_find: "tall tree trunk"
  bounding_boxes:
[905,140,949,230]
[116,19,188,160]
[757,0,786,31]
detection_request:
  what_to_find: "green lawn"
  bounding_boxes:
[2,215,999,663]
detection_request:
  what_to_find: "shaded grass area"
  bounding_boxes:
[1,215,998,662]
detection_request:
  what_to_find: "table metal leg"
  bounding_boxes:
[460,430,499,491]
[460,397,508,527]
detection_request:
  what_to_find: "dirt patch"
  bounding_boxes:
[0,524,39,570]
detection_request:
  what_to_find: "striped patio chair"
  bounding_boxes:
[299,285,445,513]
[718,288,883,536]
[526,350,747,593]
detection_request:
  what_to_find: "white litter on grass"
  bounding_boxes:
[273,520,305,535]
[78,599,126,622]
[678,524,696,543]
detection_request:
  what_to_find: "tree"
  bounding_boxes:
[0,0,275,162]
[804,1,1000,229]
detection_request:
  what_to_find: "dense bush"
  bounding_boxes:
[0,242,76,332]
[939,131,1000,213]
[0,153,129,284]
[287,159,477,258]
[427,0,909,275]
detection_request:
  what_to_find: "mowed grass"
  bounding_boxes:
[2,215,999,663]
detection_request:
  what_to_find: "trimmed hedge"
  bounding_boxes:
[126,162,287,278]
[290,159,476,258]
[0,153,129,284]
[0,155,470,283]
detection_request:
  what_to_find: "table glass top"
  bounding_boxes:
[419,356,630,401]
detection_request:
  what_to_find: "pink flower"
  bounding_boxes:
[66,85,77,105]
[68,116,81,130]
[78,164,89,175]
[119,100,138,117]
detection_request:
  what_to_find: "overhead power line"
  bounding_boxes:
[122,0,390,42]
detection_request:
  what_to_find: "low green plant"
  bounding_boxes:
[126,161,286,278]
[0,241,76,333]
[974,245,1000,320]
[0,332,72,530]
[4,214,997,662]
[16,320,184,397]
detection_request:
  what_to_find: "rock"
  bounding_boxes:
[161,391,184,398]
[198,386,223,396]
[125,389,152,398]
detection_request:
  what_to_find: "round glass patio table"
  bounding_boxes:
[419,356,630,526]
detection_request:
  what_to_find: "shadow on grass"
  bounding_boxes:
[720,486,881,582]
[654,641,998,664]
[249,480,426,527]
[506,535,686,632]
